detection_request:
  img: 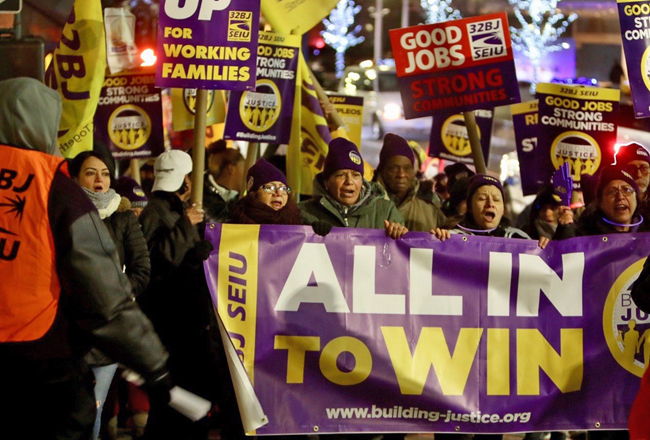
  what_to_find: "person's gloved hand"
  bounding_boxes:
[194,240,214,261]
[312,221,333,237]
[145,369,173,405]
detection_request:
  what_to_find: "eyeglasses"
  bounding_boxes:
[626,164,650,176]
[260,184,290,195]
[603,186,636,198]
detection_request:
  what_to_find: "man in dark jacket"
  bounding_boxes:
[139,150,246,440]
[0,78,171,440]
[374,133,446,231]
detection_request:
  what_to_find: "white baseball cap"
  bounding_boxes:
[152,150,193,192]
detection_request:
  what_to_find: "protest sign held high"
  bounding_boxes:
[205,225,647,435]
[95,71,165,159]
[327,94,364,149]
[429,109,493,165]
[511,100,544,196]
[156,0,260,90]
[618,0,650,118]
[171,88,226,132]
[536,83,620,188]
[224,32,300,144]
[389,12,520,120]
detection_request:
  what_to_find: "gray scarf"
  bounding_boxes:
[82,187,121,219]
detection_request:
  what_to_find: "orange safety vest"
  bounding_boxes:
[0,145,65,342]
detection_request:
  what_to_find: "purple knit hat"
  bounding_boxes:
[322,137,364,178]
[246,158,287,192]
[113,176,148,208]
[615,142,650,166]
[378,133,415,170]
[466,174,504,202]
[596,165,639,199]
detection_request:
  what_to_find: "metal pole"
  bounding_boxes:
[191,89,208,205]
[463,111,487,174]
[374,0,383,63]
[401,0,408,29]
[129,159,141,185]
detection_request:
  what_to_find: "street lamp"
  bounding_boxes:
[368,0,389,64]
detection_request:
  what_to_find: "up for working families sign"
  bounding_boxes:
[428,109,493,164]
[94,71,165,159]
[205,224,648,435]
[224,32,300,144]
[536,83,620,188]
[156,0,259,90]
[389,12,520,119]
[618,0,650,118]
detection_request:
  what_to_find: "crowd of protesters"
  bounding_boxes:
[4,74,650,440]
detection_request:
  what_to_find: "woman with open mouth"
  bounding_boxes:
[553,165,646,239]
[69,150,151,440]
[432,174,531,240]
[299,137,408,239]
[229,158,302,225]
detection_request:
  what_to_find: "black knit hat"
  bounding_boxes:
[615,142,650,166]
[597,165,640,199]
[466,174,504,202]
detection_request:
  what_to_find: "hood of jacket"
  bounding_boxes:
[0,77,63,157]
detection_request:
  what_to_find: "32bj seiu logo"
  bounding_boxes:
[0,168,33,261]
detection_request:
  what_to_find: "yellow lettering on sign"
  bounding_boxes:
[382,326,483,395]
[516,328,583,395]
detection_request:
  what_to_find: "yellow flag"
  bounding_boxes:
[261,0,339,34]
[288,54,332,195]
[45,0,106,158]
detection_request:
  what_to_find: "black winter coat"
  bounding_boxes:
[138,191,225,402]
[103,209,150,296]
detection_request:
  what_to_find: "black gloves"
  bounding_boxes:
[194,240,214,261]
[145,369,174,404]
[312,221,333,237]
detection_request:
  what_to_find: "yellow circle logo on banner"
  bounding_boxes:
[183,89,215,115]
[441,115,480,157]
[550,131,601,181]
[108,105,152,151]
[240,79,281,133]
[603,258,649,377]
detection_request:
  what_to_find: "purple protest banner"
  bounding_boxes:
[205,224,648,435]
[511,100,543,196]
[94,71,165,159]
[618,0,650,118]
[155,0,259,90]
[388,13,520,119]
[224,32,300,144]
[536,83,620,190]
[428,109,493,165]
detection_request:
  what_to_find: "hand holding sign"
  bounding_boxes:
[552,163,573,206]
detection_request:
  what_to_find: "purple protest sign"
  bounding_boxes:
[94,71,165,159]
[205,224,648,435]
[536,83,620,190]
[155,0,259,90]
[618,0,650,118]
[428,109,493,165]
[223,32,300,143]
[511,100,542,195]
